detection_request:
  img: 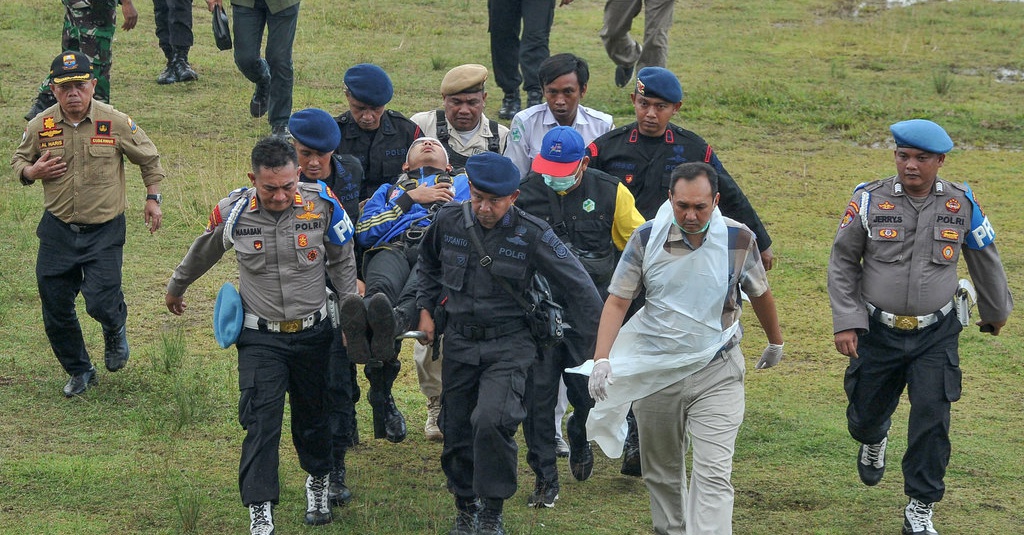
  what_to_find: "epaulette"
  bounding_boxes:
[386,109,409,119]
[946,180,970,194]
[858,179,886,193]
[586,167,622,187]
[512,205,550,231]
[221,187,253,250]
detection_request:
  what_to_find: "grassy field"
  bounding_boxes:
[1,0,1022,533]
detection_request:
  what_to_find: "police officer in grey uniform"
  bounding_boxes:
[416,152,603,535]
[165,136,358,535]
[828,120,1012,535]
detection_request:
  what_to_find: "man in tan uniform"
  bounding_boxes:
[411,64,509,169]
[12,51,164,398]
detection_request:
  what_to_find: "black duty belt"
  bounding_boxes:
[48,211,111,233]
[449,319,528,340]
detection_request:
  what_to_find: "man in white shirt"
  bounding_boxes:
[504,53,614,179]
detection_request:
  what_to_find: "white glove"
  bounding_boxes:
[756,343,784,369]
[588,359,613,402]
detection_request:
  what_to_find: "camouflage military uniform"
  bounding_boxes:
[36,0,118,105]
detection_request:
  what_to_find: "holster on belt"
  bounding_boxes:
[955,278,976,328]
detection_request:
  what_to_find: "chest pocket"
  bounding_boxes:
[571,218,612,252]
[489,257,528,294]
[440,248,468,291]
[866,225,905,263]
[85,141,119,185]
[295,228,327,269]
[931,227,962,265]
[234,237,268,274]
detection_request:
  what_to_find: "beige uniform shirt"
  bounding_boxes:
[167,183,358,321]
[12,101,164,225]
[828,175,1012,333]
[410,110,509,159]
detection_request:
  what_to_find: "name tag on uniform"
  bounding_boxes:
[91,137,115,146]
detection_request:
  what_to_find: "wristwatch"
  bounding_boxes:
[146,193,162,205]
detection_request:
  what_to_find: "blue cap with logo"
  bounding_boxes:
[466,152,520,197]
[213,282,244,348]
[532,126,586,176]
[289,108,341,153]
[635,67,683,104]
[344,63,394,107]
[890,119,953,154]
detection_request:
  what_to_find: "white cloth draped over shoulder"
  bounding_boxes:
[567,203,739,457]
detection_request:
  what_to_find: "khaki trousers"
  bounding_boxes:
[633,345,745,535]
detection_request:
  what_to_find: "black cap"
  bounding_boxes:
[50,51,93,84]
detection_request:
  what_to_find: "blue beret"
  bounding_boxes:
[344,64,393,107]
[636,67,683,103]
[466,152,520,197]
[213,282,243,348]
[288,108,340,153]
[890,119,953,154]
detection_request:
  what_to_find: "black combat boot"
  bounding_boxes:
[25,91,57,121]
[172,47,198,82]
[477,499,506,535]
[328,464,352,506]
[368,388,407,443]
[157,46,177,84]
[450,496,480,535]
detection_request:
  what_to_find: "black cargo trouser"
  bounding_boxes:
[237,320,333,506]
[845,312,962,504]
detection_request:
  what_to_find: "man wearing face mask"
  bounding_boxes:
[515,126,644,506]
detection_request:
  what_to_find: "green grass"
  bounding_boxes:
[1,0,1023,533]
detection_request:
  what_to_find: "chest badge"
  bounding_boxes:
[582,199,595,213]
[297,234,308,247]
[624,174,634,185]
[43,117,56,130]
[941,229,959,241]
[877,201,895,210]
[945,198,960,213]
[942,245,955,260]
[878,228,898,239]
[307,249,319,262]
[254,240,263,251]
[296,200,322,220]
